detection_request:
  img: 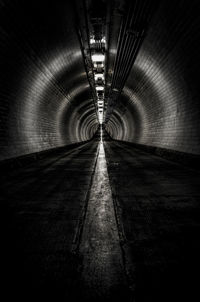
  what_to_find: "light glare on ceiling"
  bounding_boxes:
[94,73,104,80]
[90,38,95,44]
[91,54,105,62]
[96,86,104,91]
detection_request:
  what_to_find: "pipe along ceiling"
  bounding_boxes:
[0,0,200,161]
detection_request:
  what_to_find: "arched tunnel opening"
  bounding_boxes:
[1,0,200,301]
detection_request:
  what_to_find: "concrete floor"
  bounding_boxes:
[1,135,200,301]
[104,139,200,301]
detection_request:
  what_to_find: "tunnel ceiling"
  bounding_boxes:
[0,0,200,160]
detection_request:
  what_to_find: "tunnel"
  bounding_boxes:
[0,0,200,301]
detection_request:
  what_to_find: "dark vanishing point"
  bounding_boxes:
[0,0,200,301]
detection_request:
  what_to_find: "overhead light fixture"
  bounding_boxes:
[90,38,95,44]
[94,73,104,80]
[93,62,104,68]
[96,86,104,91]
[91,54,105,62]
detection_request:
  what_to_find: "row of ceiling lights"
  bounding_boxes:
[90,38,106,124]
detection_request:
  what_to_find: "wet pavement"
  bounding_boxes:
[1,134,200,301]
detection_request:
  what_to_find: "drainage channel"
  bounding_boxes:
[77,132,130,301]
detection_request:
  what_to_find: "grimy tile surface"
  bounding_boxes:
[104,139,200,302]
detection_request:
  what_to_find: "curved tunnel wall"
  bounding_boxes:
[105,0,200,155]
[1,0,200,161]
[0,1,98,161]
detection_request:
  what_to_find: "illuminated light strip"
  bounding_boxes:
[93,62,104,68]
[96,86,104,91]
[90,38,95,44]
[91,54,105,62]
[90,39,106,124]
[94,73,104,80]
